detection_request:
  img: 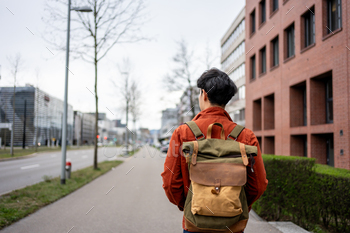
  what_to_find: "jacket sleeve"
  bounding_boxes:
[245,133,268,209]
[161,128,184,210]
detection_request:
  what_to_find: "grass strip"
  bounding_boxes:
[0,145,123,159]
[0,160,123,229]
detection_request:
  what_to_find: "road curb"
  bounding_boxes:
[250,209,265,222]
[268,222,311,233]
[0,153,38,162]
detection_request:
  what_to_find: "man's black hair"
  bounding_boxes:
[197,68,238,106]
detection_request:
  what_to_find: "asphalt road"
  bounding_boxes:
[0,146,283,233]
[0,146,124,195]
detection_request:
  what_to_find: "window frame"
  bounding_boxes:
[260,0,266,25]
[250,55,256,81]
[325,78,333,123]
[271,36,279,67]
[272,0,279,12]
[260,46,267,74]
[302,6,316,48]
[250,9,256,35]
[285,23,295,59]
[327,0,342,33]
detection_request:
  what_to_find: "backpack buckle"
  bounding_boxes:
[195,133,205,140]
[227,135,238,141]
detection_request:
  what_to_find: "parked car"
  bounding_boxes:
[161,141,169,153]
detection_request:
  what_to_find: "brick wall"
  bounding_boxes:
[245,0,350,169]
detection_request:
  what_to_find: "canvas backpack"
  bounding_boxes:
[182,121,258,233]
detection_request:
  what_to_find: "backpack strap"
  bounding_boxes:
[227,124,245,140]
[185,121,205,140]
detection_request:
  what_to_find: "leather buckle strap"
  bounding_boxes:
[191,141,199,166]
[239,143,249,166]
[211,179,221,195]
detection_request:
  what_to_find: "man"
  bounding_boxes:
[161,68,268,233]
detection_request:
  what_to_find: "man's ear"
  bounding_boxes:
[202,90,208,101]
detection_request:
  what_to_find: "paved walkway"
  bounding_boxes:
[0,146,305,233]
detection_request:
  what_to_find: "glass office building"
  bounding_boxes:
[0,85,73,147]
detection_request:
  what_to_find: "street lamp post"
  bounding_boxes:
[61,1,92,185]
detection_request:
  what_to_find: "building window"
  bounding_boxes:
[326,135,334,166]
[264,93,275,130]
[285,23,295,59]
[303,87,307,125]
[233,109,245,122]
[326,78,333,123]
[327,0,342,33]
[311,133,334,166]
[253,99,262,131]
[271,36,279,67]
[310,71,333,125]
[272,0,278,12]
[290,81,307,127]
[250,55,256,80]
[302,6,315,48]
[231,85,246,102]
[221,41,245,71]
[260,46,266,74]
[221,19,245,55]
[260,0,266,25]
[229,63,245,82]
[291,135,307,157]
[250,9,256,34]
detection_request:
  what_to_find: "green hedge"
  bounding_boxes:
[253,154,350,232]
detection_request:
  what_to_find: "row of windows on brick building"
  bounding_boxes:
[249,0,342,80]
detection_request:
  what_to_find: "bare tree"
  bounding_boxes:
[202,41,218,70]
[7,53,24,156]
[130,79,142,149]
[113,58,131,153]
[43,0,147,169]
[164,39,197,119]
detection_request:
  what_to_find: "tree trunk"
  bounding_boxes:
[189,86,195,119]
[93,58,98,169]
[133,119,136,152]
[93,4,99,170]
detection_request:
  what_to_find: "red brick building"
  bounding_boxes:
[245,0,349,169]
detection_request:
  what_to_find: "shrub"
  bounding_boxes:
[253,154,350,232]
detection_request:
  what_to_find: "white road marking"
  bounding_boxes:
[21,164,40,170]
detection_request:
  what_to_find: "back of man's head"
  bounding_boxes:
[197,68,238,106]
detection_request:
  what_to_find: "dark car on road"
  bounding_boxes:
[161,141,169,153]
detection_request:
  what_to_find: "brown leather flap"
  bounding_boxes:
[190,162,247,186]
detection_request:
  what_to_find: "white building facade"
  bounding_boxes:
[221,7,246,126]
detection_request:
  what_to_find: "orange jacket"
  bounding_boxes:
[161,107,268,232]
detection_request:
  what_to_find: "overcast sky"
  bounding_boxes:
[0,0,245,130]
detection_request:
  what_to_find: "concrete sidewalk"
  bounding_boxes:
[0,146,308,233]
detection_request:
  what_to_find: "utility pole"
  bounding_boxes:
[60,1,92,184]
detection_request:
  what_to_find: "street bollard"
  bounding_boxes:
[65,160,72,179]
